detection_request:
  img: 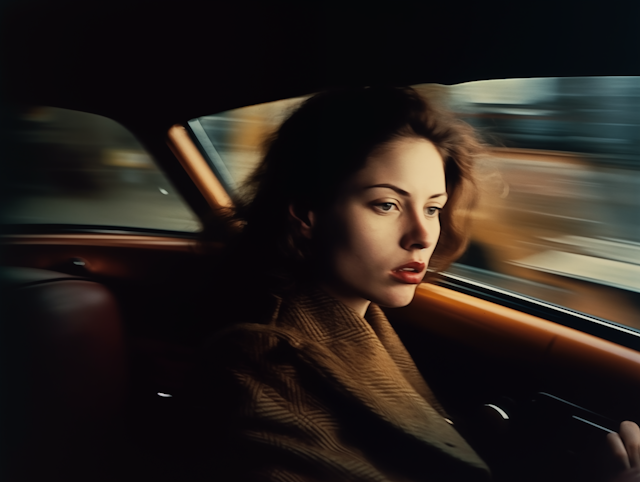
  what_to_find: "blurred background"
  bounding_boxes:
[189,77,640,329]
[2,106,201,232]
[3,77,640,329]
[446,77,640,329]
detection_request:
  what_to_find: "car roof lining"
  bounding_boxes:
[2,1,639,127]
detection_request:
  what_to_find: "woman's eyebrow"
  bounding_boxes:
[430,192,448,200]
[364,183,448,200]
[364,183,409,196]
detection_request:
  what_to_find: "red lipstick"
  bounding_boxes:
[390,261,426,284]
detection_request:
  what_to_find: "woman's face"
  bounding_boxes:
[314,137,447,316]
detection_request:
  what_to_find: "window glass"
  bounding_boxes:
[4,106,201,232]
[448,77,640,331]
[188,96,309,193]
[189,78,640,331]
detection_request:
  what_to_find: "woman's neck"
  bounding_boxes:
[318,283,371,317]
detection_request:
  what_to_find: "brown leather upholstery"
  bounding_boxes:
[0,267,126,481]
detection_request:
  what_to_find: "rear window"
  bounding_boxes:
[3,106,201,232]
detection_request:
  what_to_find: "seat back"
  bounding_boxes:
[0,267,126,481]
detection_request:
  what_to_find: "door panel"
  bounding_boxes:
[1,233,217,277]
[1,232,224,480]
[0,231,223,345]
[392,284,640,398]
[388,283,640,481]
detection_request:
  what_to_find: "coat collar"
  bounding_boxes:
[269,288,490,475]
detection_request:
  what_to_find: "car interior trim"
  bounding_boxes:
[437,272,640,350]
[442,272,640,338]
[166,124,233,210]
[572,415,614,434]
[0,234,207,252]
[187,118,237,193]
[484,403,510,420]
[398,284,640,381]
[1,224,202,237]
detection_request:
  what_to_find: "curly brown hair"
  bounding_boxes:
[228,86,484,293]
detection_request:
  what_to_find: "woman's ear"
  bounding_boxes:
[289,203,316,239]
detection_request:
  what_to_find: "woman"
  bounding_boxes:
[200,86,640,482]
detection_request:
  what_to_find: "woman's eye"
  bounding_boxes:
[425,206,441,217]
[376,202,396,212]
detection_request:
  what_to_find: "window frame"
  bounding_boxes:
[437,269,640,351]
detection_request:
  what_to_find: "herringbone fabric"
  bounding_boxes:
[202,289,490,481]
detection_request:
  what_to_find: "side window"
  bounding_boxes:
[443,77,640,333]
[187,96,308,194]
[4,106,201,232]
[188,78,640,336]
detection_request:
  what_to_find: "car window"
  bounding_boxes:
[446,77,640,333]
[187,95,309,194]
[188,77,640,336]
[4,106,201,232]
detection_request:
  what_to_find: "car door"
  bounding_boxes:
[0,105,234,481]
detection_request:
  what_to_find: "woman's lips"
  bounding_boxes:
[390,261,426,284]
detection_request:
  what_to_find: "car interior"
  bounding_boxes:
[1,1,640,481]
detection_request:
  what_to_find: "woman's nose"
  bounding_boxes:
[401,211,434,250]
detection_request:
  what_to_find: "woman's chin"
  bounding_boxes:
[372,284,420,308]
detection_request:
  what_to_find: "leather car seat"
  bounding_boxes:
[0,267,126,482]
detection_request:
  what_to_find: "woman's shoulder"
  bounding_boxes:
[200,293,303,367]
[204,320,301,358]
[200,285,384,375]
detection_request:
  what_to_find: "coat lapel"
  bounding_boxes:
[272,289,489,474]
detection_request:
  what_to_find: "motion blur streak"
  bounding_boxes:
[5,77,640,329]
[446,77,640,329]
[193,77,640,329]
[4,107,201,232]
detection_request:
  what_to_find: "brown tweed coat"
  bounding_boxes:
[201,288,490,481]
